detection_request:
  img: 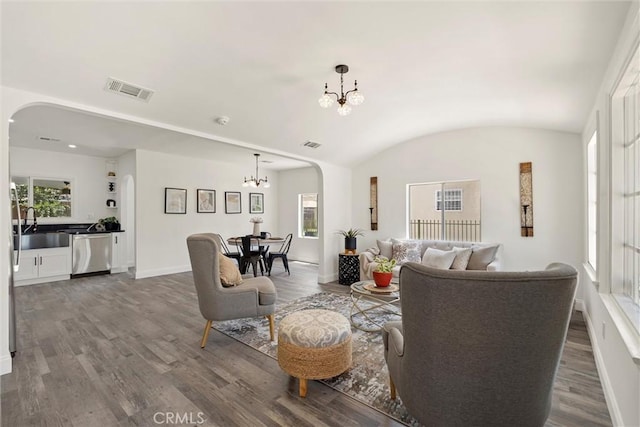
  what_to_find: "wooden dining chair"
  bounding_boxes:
[219,236,242,267]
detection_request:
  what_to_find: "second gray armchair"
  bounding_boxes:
[383,262,577,427]
[186,233,277,348]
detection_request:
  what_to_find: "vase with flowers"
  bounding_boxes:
[250,217,263,236]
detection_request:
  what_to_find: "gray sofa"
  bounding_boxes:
[359,239,502,282]
[383,262,578,426]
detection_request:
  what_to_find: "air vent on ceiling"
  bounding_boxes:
[105,77,154,102]
[303,141,321,149]
[260,160,274,164]
[38,136,61,142]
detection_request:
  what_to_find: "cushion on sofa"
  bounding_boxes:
[450,247,473,270]
[377,239,393,259]
[421,248,456,270]
[392,239,422,265]
[467,244,499,270]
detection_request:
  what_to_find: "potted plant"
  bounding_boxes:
[337,228,365,253]
[99,216,120,231]
[372,257,397,287]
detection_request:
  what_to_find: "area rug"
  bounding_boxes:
[212,292,419,426]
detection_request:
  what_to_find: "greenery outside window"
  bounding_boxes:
[299,193,318,238]
[12,176,73,219]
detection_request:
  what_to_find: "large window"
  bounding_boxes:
[409,180,480,241]
[11,176,73,219]
[611,44,639,322]
[587,130,598,271]
[622,69,639,306]
[299,193,318,238]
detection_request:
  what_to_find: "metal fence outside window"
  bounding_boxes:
[409,219,481,241]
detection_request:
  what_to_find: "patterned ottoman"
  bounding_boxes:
[278,309,352,397]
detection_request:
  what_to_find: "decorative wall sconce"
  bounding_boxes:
[519,162,534,237]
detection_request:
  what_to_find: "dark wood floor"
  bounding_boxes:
[1,261,611,427]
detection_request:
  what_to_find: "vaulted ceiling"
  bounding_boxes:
[1,1,631,167]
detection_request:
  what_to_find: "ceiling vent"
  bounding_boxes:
[303,141,321,149]
[38,136,61,142]
[260,160,274,164]
[105,77,154,102]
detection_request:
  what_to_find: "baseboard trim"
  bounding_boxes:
[135,265,191,279]
[582,308,624,426]
[0,353,12,376]
[317,272,338,284]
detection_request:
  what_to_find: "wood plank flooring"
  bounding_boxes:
[1,261,611,426]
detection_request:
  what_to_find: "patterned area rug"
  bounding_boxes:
[212,292,418,426]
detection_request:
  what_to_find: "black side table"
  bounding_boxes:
[339,253,360,285]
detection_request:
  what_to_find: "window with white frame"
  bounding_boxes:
[299,193,318,238]
[611,44,640,317]
[622,70,639,306]
[435,189,463,211]
[587,130,598,271]
[11,176,73,219]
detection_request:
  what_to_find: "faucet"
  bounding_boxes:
[23,207,37,233]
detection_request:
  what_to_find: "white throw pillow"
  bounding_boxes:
[450,247,473,270]
[377,239,393,259]
[392,239,421,265]
[421,247,456,270]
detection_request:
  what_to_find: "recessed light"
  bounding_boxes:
[8,119,14,123]
[68,144,77,148]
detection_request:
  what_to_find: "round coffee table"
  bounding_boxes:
[349,280,401,332]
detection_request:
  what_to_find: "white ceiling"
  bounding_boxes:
[1,1,631,167]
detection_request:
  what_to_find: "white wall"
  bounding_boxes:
[10,147,116,223]
[580,4,640,427]
[277,167,319,264]
[135,149,279,278]
[118,150,136,266]
[352,126,584,281]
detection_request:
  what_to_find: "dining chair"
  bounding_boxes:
[240,235,265,277]
[268,233,293,275]
[219,236,242,267]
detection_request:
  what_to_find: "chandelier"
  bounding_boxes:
[318,64,364,116]
[242,153,270,188]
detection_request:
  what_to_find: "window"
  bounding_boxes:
[611,44,640,322]
[409,180,480,241]
[435,189,463,211]
[11,176,73,219]
[587,130,598,271]
[622,70,639,306]
[299,193,318,238]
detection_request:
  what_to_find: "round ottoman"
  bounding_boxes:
[278,309,352,397]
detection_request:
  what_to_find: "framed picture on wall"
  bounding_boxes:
[197,189,216,213]
[249,193,264,214]
[165,187,187,214]
[225,191,242,214]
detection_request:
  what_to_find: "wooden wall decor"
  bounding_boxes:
[519,162,534,237]
[370,177,378,230]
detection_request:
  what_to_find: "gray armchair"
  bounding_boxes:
[186,233,277,348]
[383,262,577,427]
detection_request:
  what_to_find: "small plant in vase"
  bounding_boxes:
[336,228,365,253]
[99,216,120,231]
[372,257,397,287]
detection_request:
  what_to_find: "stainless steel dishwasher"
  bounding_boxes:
[72,234,111,275]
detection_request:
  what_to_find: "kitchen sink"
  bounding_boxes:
[13,232,70,250]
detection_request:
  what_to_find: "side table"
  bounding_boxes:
[338,253,360,285]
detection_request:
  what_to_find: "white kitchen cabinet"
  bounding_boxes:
[14,247,72,285]
[111,231,128,273]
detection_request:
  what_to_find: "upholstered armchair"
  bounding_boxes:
[383,262,577,427]
[186,233,277,348]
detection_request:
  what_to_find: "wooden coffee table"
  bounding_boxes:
[349,281,401,332]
